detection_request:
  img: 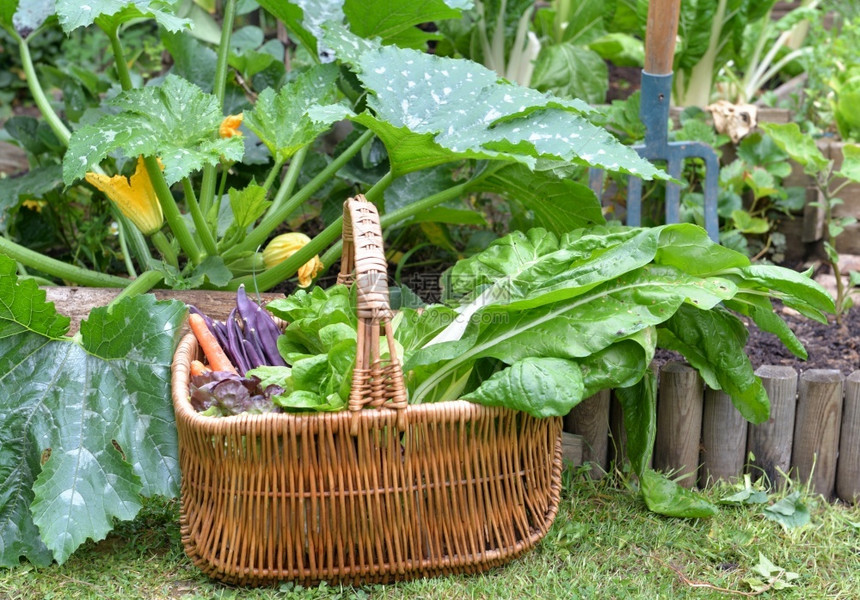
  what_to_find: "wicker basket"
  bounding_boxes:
[171,196,563,586]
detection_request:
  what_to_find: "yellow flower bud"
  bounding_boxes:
[219,113,243,138]
[263,232,324,288]
[85,156,164,235]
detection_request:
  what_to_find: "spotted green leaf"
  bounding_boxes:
[56,0,191,33]
[322,24,664,179]
[64,75,244,185]
[244,64,343,163]
[0,255,186,565]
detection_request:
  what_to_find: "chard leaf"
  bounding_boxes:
[759,122,830,175]
[56,0,191,34]
[408,264,735,404]
[658,305,769,424]
[614,369,657,476]
[244,64,343,163]
[471,163,605,234]
[0,255,186,565]
[640,469,718,518]
[323,24,663,179]
[655,224,750,275]
[723,295,806,359]
[733,264,835,316]
[579,328,657,397]
[462,357,584,418]
[64,75,244,185]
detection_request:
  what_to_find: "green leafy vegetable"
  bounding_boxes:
[55,0,191,34]
[0,255,186,566]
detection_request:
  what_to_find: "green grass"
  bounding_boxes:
[2,469,858,600]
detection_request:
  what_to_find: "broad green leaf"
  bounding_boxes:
[588,32,644,67]
[189,255,233,287]
[640,469,718,518]
[244,64,342,163]
[658,305,769,424]
[383,165,487,226]
[162,30,218,93]
[10,0,52,38]
[472,163,605,234]
[64,75,244,185]
[0,256,186,565]
[579,330,656,397]
[228,183,270,230]
[56,0,191,33]
[723,294,806,359]
[614,368,656,476]
[408,264,735,404]
[531,43,608,105]
[323,24,664,180]
[343,0,470,49]
[732,264,835,316]
[762,491,811,530]
[759,123,830,175]
[462,357,584,418]
[255,0,344,58]
[836,143,860,183]
[655,223,750,276]
[0,0,16,31]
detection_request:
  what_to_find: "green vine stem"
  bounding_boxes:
[106,27,134,91]
[16,33,70,145]
[107,269,164,310]
[182,178,218,256]
[0,236,130,288]
[151,231,178,267]
[115,218,138,278]
[262,157,286,192]
[223,129,375,259]
[144,156,203,265]
[199,0,238,217]
[265,146,309,218]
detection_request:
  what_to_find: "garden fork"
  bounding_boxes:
[591,0,720,240]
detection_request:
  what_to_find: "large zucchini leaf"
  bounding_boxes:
[0,256,186,565]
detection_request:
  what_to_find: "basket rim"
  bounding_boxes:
[172,332,530,429]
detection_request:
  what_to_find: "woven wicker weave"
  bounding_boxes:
[171,196,563,585]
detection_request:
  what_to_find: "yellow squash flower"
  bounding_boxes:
[263,232,324,288]
[219,113,243,138]
[85,156,163,235]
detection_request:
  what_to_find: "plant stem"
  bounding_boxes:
[115,219,138,278]
[262,157,286,192]
[151,231,178,267]
[182,178,218,256]
[0,236,130,287]
[106,27,134,91]
[16,33,71,145]
[224,129,375,259]
[265,147,308,218]
[144,156,203,265]
[363,170,394,205]
[112,208,153,272]
[107,269,164,310]
[199,0,238,217]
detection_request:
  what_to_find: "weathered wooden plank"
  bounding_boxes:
[836,371,860,503]
[792,369,844,498]
[561,432,584,470]
[564,389,610,478]
[748,365,798,488]
[701,389,748,485]
[654,361,703,488]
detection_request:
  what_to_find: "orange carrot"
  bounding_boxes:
[190,360,210,377]
[188,313,237,373]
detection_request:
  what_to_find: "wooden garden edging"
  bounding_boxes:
[564,361,860,504]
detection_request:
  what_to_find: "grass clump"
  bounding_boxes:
[2,467,858,599]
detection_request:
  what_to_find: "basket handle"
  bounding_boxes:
[338,195,408,433]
